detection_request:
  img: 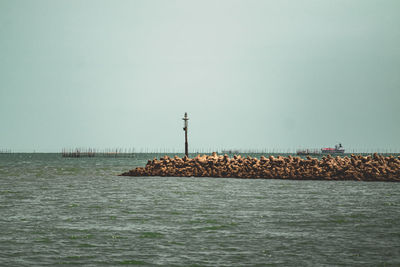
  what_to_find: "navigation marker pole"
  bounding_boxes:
[183,112,189,157]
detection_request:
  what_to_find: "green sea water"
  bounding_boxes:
[0,153,399,266]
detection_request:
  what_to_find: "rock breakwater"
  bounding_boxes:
[120,153,400,182]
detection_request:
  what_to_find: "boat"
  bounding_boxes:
[321,143,345,154]
[296,143,345,155]
[221,150,240,154]
[296,149,320,156]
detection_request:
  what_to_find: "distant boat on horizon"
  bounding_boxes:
[221,150,240,154]
[296,148,320,156]
[321,143,345,154]
[297,143,345,155]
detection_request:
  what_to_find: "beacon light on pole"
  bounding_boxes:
[182,112,189,157]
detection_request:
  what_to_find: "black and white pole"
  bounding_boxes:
[183,112,189,157]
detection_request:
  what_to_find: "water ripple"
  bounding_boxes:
[0,154,399,266]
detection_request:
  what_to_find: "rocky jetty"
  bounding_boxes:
[120,153,400,182]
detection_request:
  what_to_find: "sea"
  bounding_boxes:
[0,153,399,266]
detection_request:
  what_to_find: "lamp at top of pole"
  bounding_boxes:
[183,112,189,130]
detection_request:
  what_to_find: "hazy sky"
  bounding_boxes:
[1,0,399,152]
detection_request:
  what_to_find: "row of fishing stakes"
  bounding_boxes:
[183,112,189,157]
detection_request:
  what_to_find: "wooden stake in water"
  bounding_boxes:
[183,112,189,157]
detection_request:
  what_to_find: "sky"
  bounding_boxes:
[0,0,399,152]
